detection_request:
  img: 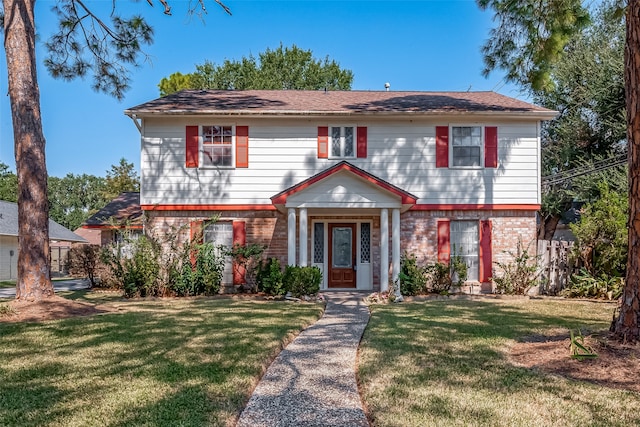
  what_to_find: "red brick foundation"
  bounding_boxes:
[145,208,536,293]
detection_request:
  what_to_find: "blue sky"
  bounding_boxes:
[0,0,523,177]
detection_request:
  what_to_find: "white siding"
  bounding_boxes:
[0,235,18,281]
[140,118,540,206]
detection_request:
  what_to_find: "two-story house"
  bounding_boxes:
[125,90,556,293]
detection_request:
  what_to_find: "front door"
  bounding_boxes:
[328,223,356,288]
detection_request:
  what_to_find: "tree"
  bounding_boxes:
[2,0,229,301]
[478,0,640,342]
[158,71,194,97]
[158,43,354,96]
[0,162,17,203]
[103,158,140,201]
[48,173,107,230]
[535,3,627,239]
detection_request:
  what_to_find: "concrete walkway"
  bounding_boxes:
[237,292,371,427]
[0,278,90,299]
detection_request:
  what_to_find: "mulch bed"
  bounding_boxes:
[0,295,112,323]
[509,330,640,393]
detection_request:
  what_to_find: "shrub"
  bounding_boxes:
[399,252,428,296]
[450,253,468,287]
[425,262,453,293]
[570,184,628,277]
[67,244,101,287]
[283,265,322,298]
[256,258,286,295]
[227,243,265,292]
[169,242,226,296]
[103,234,162,298]
[492,240,538,295]
[562,268,624,300]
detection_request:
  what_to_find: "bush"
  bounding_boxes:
[227,243,265,292]
[67,244,101,287]
[169,242,226,296]
[562,268,624,300]
[570,184,628,277]
[450,253,468,287]
[399,252,428,296]
[492,240,538,295]
[101,234,162,298]
[256,258,286,295]
[425,262,453,293]
[283,265,322,298]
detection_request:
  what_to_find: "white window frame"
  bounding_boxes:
[450,220,479,282]
[201,125,235,168]
[329,125,356,159]
[449,124,484,169]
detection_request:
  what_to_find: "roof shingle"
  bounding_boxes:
[83,192,142,227]
[125,90,556,118]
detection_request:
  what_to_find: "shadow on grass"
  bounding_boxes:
[359,299,636,427]
[0,299,323,426]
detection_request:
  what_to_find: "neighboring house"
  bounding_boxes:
[125,90,556,293]
[0,200,87,280]
[75,192,143,246]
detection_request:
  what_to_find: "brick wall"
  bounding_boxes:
[400,209,537,289]
[146,208,536,292]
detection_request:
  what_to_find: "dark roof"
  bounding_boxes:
[83,192,142,227]
[125,90,556,118]
[0,201,87,242]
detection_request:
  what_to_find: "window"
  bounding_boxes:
[360,223,370,263]
[330,126,355,158]
[450,221,479,281]
[451,126,482,167]
[203,221,233,284]
[313,223,324,264]
[202,125,233,167]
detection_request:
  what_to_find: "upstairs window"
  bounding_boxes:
[330,126,355,158]
[202,125,233,167]
[451,126,482,167]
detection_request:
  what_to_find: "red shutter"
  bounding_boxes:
[437,220,450,264]
[236,126,249,168]
[436,126,449,168]
[479,220,493,282]
[318,126,329,159]
[186,126,199,168]
[357,127,367,158]
[232,221,246,285]
[484,126,498,168]
[190,220,204,266]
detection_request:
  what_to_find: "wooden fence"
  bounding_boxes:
[537,240,579,295]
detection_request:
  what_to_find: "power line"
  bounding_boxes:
[542,151,627,187]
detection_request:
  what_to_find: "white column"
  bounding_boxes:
[392,208,402,300]
[299,208,308,266]
[380,208,389,292]
[288,208,296,265]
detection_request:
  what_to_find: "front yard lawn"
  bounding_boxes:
[0,280,15,288]
[359,298,640,427]
[0,297,323,426]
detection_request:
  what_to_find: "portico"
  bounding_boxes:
[271,162,416,291]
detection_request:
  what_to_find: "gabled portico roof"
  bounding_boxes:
[271,161,417,211]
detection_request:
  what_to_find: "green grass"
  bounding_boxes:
[359,298,640,427]
[0,280,15,288]
[0,297,323,426]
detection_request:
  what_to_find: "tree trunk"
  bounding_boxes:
[4,0,53,301]
[537,213,562,241]
[615,1,640,342]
